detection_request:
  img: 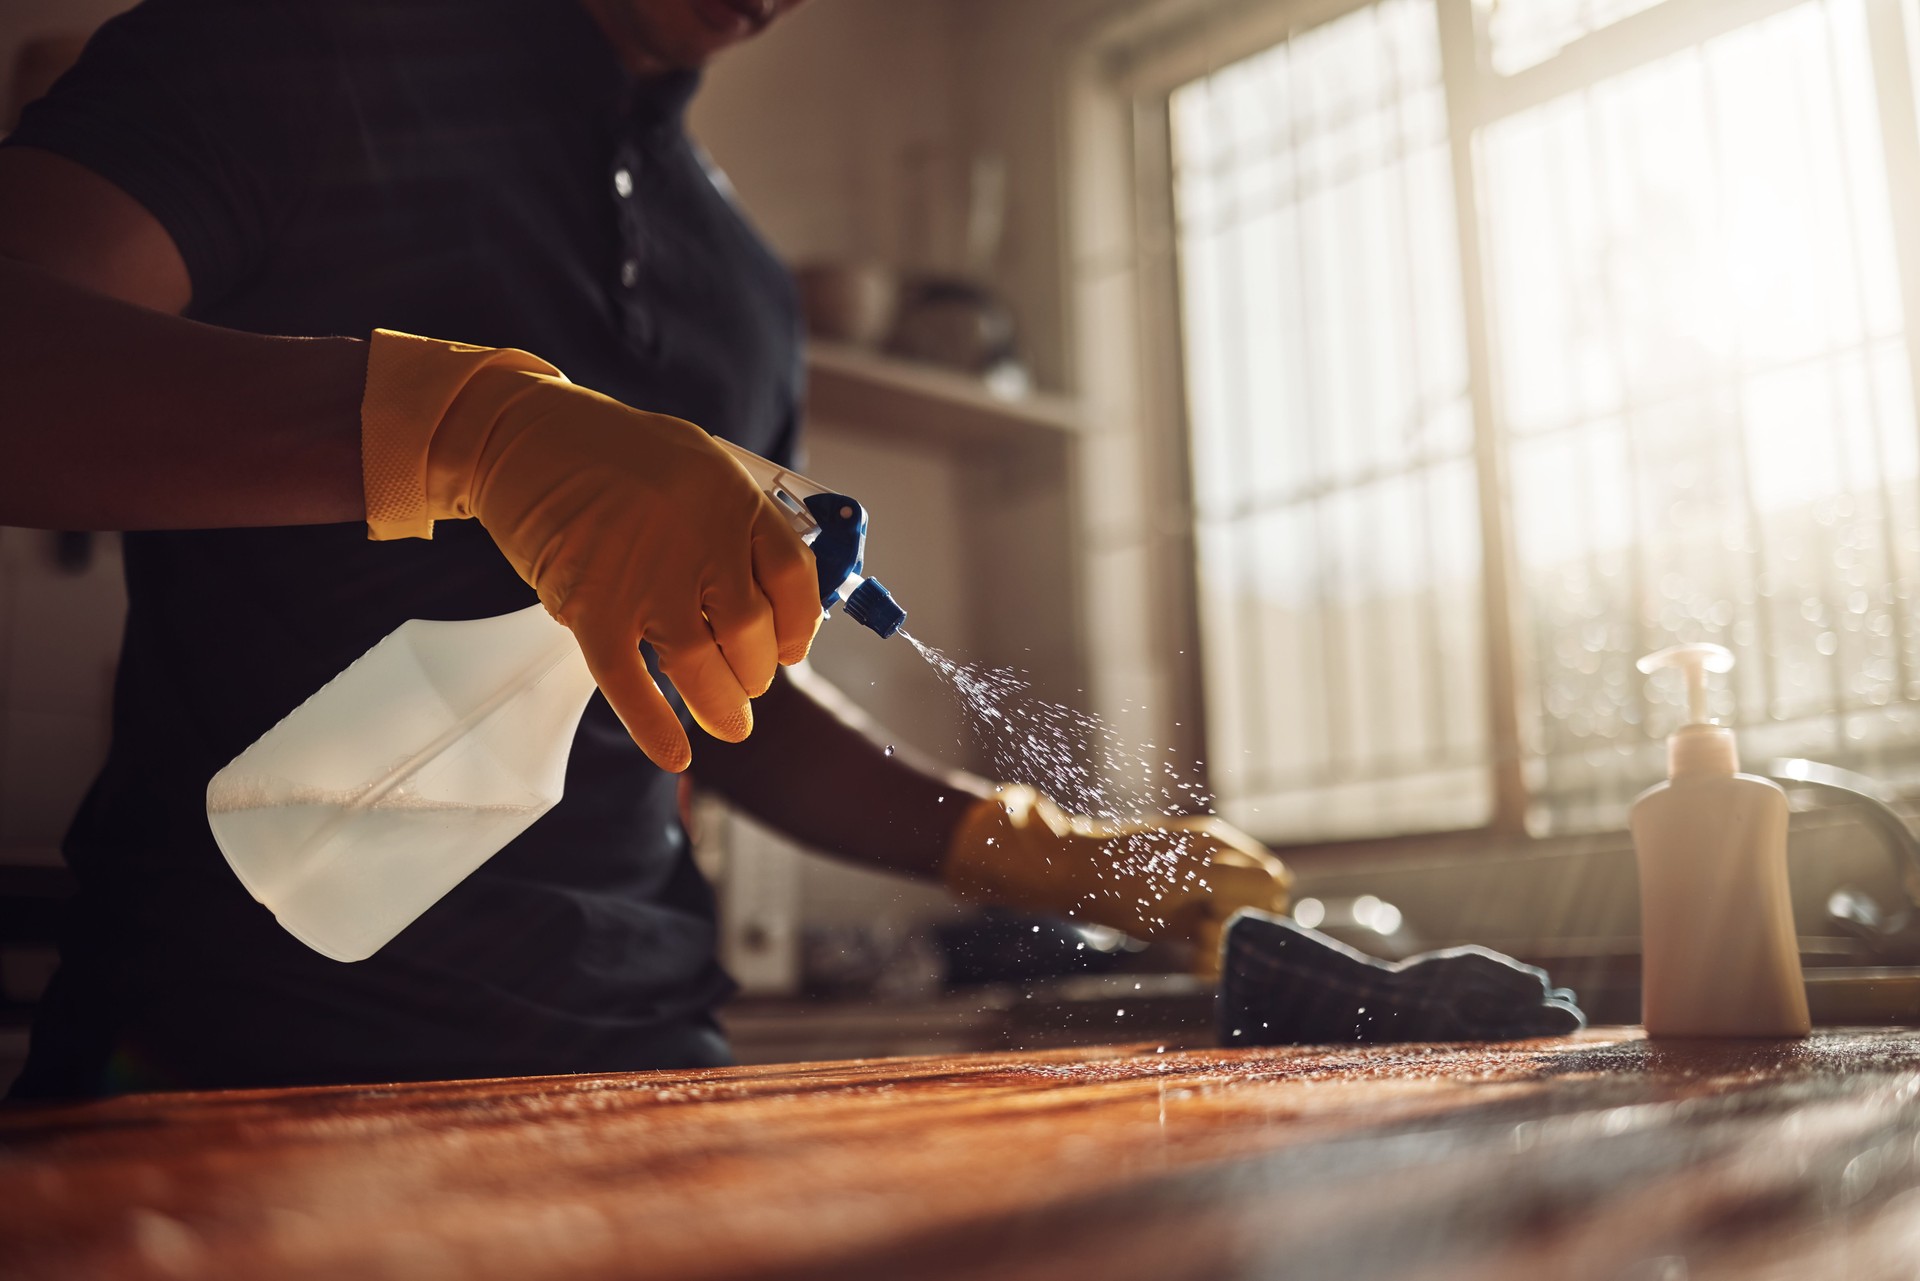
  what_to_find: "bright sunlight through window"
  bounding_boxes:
[1477,0,1667,75]
[1174,0,1920,839]
[1173,0,1486,840]
[1486,0,1917,831]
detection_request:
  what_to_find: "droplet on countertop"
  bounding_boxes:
[884,744,895,757]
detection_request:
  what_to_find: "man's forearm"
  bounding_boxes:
[0,257,365,530]
[689,663,992,881]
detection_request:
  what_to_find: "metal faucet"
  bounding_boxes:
[1765,757,1920,963]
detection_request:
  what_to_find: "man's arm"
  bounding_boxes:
[691,663,1294,971]
[689,663,993,881]
[0,147,365,530]
[0,146,819,770]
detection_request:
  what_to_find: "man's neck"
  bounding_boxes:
[576,0,673,76]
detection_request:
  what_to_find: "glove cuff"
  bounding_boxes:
[360,329,563,540]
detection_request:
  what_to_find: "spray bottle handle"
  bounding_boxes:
[713,437,832,542]
[711,437,907,639]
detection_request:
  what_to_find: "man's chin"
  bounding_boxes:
[686,0,764,41]
[585,0,780,74]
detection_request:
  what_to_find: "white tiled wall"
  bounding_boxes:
[0,529,126,867]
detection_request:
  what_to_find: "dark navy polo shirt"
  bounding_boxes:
[5,0,803,1095]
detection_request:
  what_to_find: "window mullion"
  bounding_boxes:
[1471,0,1811,127]
[1132,95,1217,793]
[1437,0,1529,833]
[1863,0,1920,472]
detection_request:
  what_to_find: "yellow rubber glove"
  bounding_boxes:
[360,328,821,772]
[944,785,1291,975]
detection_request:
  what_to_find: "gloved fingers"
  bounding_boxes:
[1183,815,1279,859]
[1204,852,1292,917]
[1187,818,1294,895]
[653,632,755,744]
[702,573,780,698]
[574,627,693,773]
[751,505,823,665]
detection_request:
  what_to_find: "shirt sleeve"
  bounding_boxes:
[3,0,324,312]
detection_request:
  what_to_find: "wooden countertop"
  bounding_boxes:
[5,1030,1920,1280]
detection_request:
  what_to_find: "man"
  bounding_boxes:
[0,0,1289,1097]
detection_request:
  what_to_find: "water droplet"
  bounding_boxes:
[883,744,895,757]
[904,632,1220,890]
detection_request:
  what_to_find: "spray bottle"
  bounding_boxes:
[1630,642,1809,1037]
[205,439,905,962]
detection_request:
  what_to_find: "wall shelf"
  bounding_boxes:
[805,342,1083,448]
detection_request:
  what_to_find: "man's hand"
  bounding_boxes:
[361,329,822,772]
[943,785,1291,970]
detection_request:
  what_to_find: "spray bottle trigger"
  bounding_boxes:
[711,436,905,640]
[803,491,867,608]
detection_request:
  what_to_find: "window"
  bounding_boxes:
[1162,0,1920,840]
[1478,0,1667,74]
[1172,0,1488,839]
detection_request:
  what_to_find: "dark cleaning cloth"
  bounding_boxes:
[1219,910,1586,1046]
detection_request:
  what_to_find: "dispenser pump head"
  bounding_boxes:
[1637,642,1739,777]
[1635,642,1734,725]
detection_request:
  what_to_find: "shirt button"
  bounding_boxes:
[619,258,640,288]
[613,166,634,199]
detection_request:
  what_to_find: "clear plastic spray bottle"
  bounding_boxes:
[206,440,904,962]
[1630,643,1809,1037]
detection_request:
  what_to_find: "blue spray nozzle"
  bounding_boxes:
[844,577,906,639]
[801,492,906,640]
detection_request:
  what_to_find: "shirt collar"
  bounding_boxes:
[623,68,703,129]
[542,4,702,130]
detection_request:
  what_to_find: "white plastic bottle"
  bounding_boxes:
[207,606,598,962]
[207,438,905,962]
[1630,643,1809,1038]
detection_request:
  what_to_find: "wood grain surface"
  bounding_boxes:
[4,1030,1920,1280]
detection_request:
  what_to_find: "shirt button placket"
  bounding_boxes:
[615,154,641,289]
[612,146,654,349]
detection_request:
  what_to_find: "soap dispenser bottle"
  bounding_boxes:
[1630,643,1809,1037]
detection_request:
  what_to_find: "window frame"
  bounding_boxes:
[1070,0,1920,855]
